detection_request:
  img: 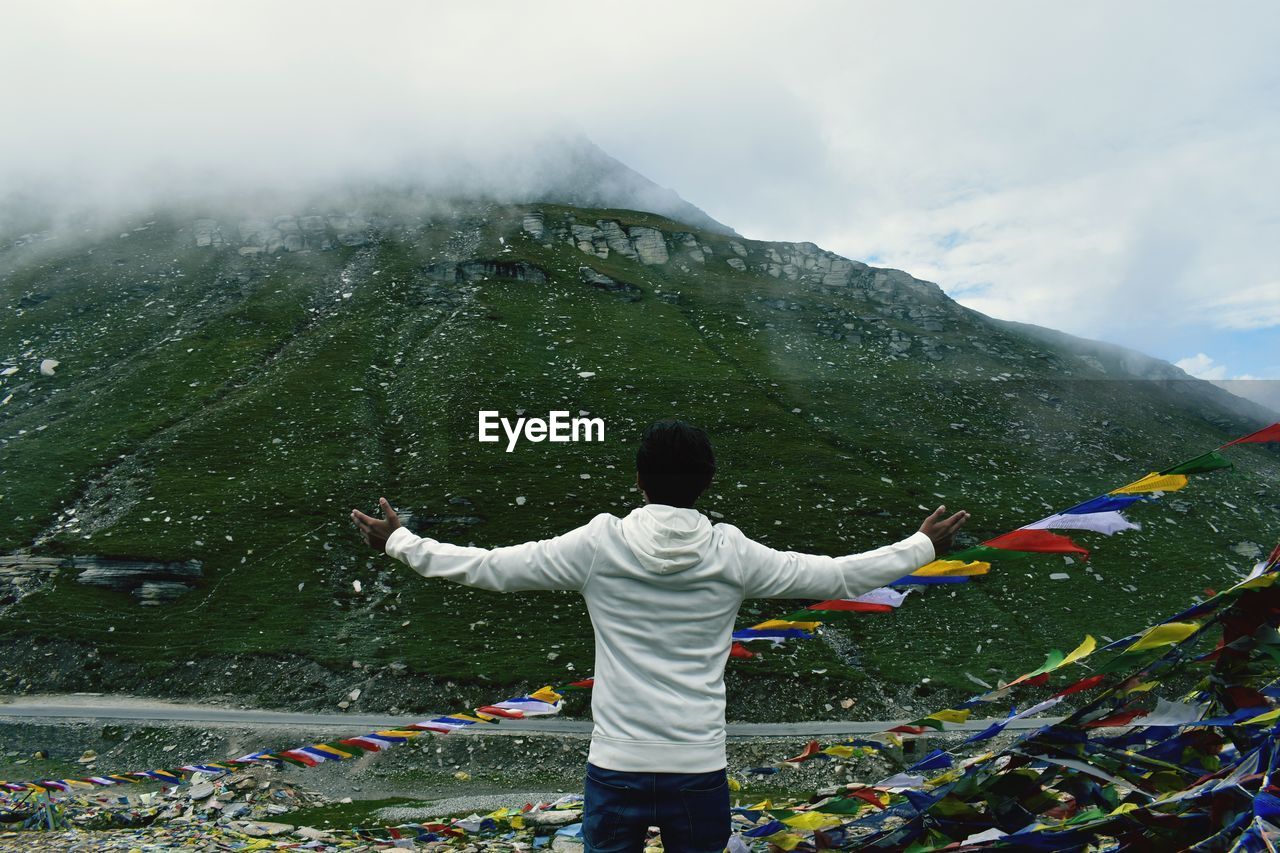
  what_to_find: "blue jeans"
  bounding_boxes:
[582,762,731,853]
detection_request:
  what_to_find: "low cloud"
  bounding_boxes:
[1176,354,1231,381]
[2,1,1278,374]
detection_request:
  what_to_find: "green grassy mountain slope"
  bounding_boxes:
[1,196,1276,723]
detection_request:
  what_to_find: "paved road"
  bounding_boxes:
[0,694,1063,737]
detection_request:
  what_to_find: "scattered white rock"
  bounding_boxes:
[39,359,59,376]
[525,809,582,826]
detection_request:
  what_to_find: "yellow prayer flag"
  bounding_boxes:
[822,745,857,759]
[1110,472,1189,495]
[752,619,822,631]
[447,714,491,724]
[1232,573,1279,592]
[311,744,353,759]
[783,812,842,830]
[1242,708,1280,726]
[912,560,991,577]
[239,842,275,853]
[1125,622,1200,652]
[1061,635,1097,667]
[926,768,964,787]
[926,709,972,724]
[765,831,804,851]
[530,686,563,703]
[727,777,741,791]
[1119,680,1159,695]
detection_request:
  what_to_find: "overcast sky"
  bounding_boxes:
[4,1,1278,383]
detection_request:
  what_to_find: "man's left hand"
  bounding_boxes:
[351,497,402,553]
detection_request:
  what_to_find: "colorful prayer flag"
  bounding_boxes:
[984,529,1090,557]
[1110,472,1189,495]
[1221,422,1280,446]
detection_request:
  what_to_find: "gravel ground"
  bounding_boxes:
[375,790,570,822]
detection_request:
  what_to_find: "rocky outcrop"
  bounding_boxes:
[193,213,360,254]
[595,220,638,260]
[578,266,641,301]
[562,219,670,265]
[628,226,669,265]
[1,554,202,606]
[571,224,610,258]
[673,232,708,264]
[192,219,226,248]
[521,212,546,240]
[424,260,548,284]
[75,557,203,604]
[325,215,370,247]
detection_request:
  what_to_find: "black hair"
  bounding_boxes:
[635,419,716,508]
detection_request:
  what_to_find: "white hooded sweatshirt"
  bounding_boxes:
[384,505,934,773]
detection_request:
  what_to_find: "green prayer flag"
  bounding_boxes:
[1161,451,1233,476]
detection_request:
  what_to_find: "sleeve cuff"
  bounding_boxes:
[908,530,936,565]
[384,525,416,560]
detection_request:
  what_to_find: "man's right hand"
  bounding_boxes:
[351,497,402,553]
[919,505,970,555]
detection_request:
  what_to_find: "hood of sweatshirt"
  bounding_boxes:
[619,504,715,575]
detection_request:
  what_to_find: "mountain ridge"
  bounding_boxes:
[1,193,1277,726]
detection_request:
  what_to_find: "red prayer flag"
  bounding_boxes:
[808,599,895,613]
[1221,422,1280,447]
[848,788,887,809]
[1052,674,1106,698]
[338,738,381,753]
[984,528,1090,558]
[1227,685,1269,709]
[1083,708,1146,728]
[568,678,595,689]
[730,642,755,659]
[476,705,525,719]
[784,740,822,763]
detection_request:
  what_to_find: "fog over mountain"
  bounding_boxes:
[5,2,1277,391]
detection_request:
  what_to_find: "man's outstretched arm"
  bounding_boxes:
[735,505,970,600]
[352,498,602,593]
